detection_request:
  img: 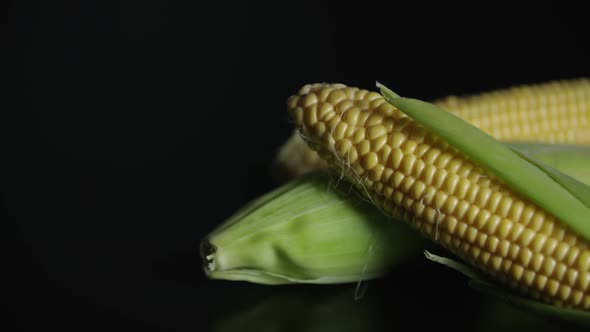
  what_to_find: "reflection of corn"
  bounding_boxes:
[287,83,590,310]
[277,79,590,178]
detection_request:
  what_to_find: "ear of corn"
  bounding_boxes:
[287,83,590,309]
[201,172,426,285]
[276,78,590,180]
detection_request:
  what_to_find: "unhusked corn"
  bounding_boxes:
[278,79,590,178]
[287,83,590,310]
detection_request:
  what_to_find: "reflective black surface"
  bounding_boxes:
[8,1,589,330]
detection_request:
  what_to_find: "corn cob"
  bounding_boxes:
[287,83,590,310]
[276,78,590,179]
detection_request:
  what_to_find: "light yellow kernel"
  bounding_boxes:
[412,181,426,201]
[498,239,510,257]
[465,205,480,225]
[352,128,366,144]
[421,164,437,185]
[576,271,590,290]
[327,89,346,104]
[577,250,590,271]
[466,226,478,243]
[546,279,559,296]
[508,200,524,222]
[518,248,533,267]
[390,149,404,169]
[376,102,394,116]
[497,218,513,238]
[456,222,468,238]
[531,252,544,271]
[554,242,570,262]
[475,209,491,229]
[529,213,545,232]
[380,145,392,162]
[423,148,441,164]
[333,122,348,140]
[542,238,558,256]
[292,107,304,126]
[389,132,406,148]
[433,169,449,188]
[384,186,394,199]
[412,159,425,178]
[362,152,379,170]
[535,275,548,290]
[348,147,358,163]
[317,102,333,118]
[509,244,520,260]
[391,172,404,189]
[382,168,394,182]
[511,265,524,281]
[434,191,448,211]
[455,200,470,219]
[402,140,418,154]
[482,216,500,236]
[443,173,460,196]
[486,236,499,252]
[443,196,459,215]
[313,121,326,137]
[366,114,383,126]
[572,290,583,305]
[325,116,339,131]
[566,269,578,286]
[369,164,385,181]
[542,257,556,276]
[352,162,364,175]
[434,152,453,168]
[508,223,525,242]
[302,93,318,107]
[523,270,536,286]
[554,263,567,281]
[372,135,388,152]
[475,187,492,207]
[491,256,502,271]
[469,246,481,260]
[415,144,430,157]
[367,125,387,140]
[358,140,371,156]
[364,91,382,101]
[401,176,415,193]
[424,207,437,225]
[401,155,417,174]
[343,107,361,126]
[303,107,318,127]
[497,197,513,217]
[445,216,458,234]
[336,139,352,157]
[518,229,535,248]
[486,192,503,213]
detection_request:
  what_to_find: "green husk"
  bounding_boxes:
[378,82,590,242]
[201,171,427,285]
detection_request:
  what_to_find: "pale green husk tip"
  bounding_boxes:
[200,172,426,285]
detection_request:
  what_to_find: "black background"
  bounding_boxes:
[7,1,590,331]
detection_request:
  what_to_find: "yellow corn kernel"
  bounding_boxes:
[277,78,590,179]
[287,83,590,310]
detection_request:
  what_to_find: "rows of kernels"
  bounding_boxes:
[435,78,590,144]
[288,83,590,309]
